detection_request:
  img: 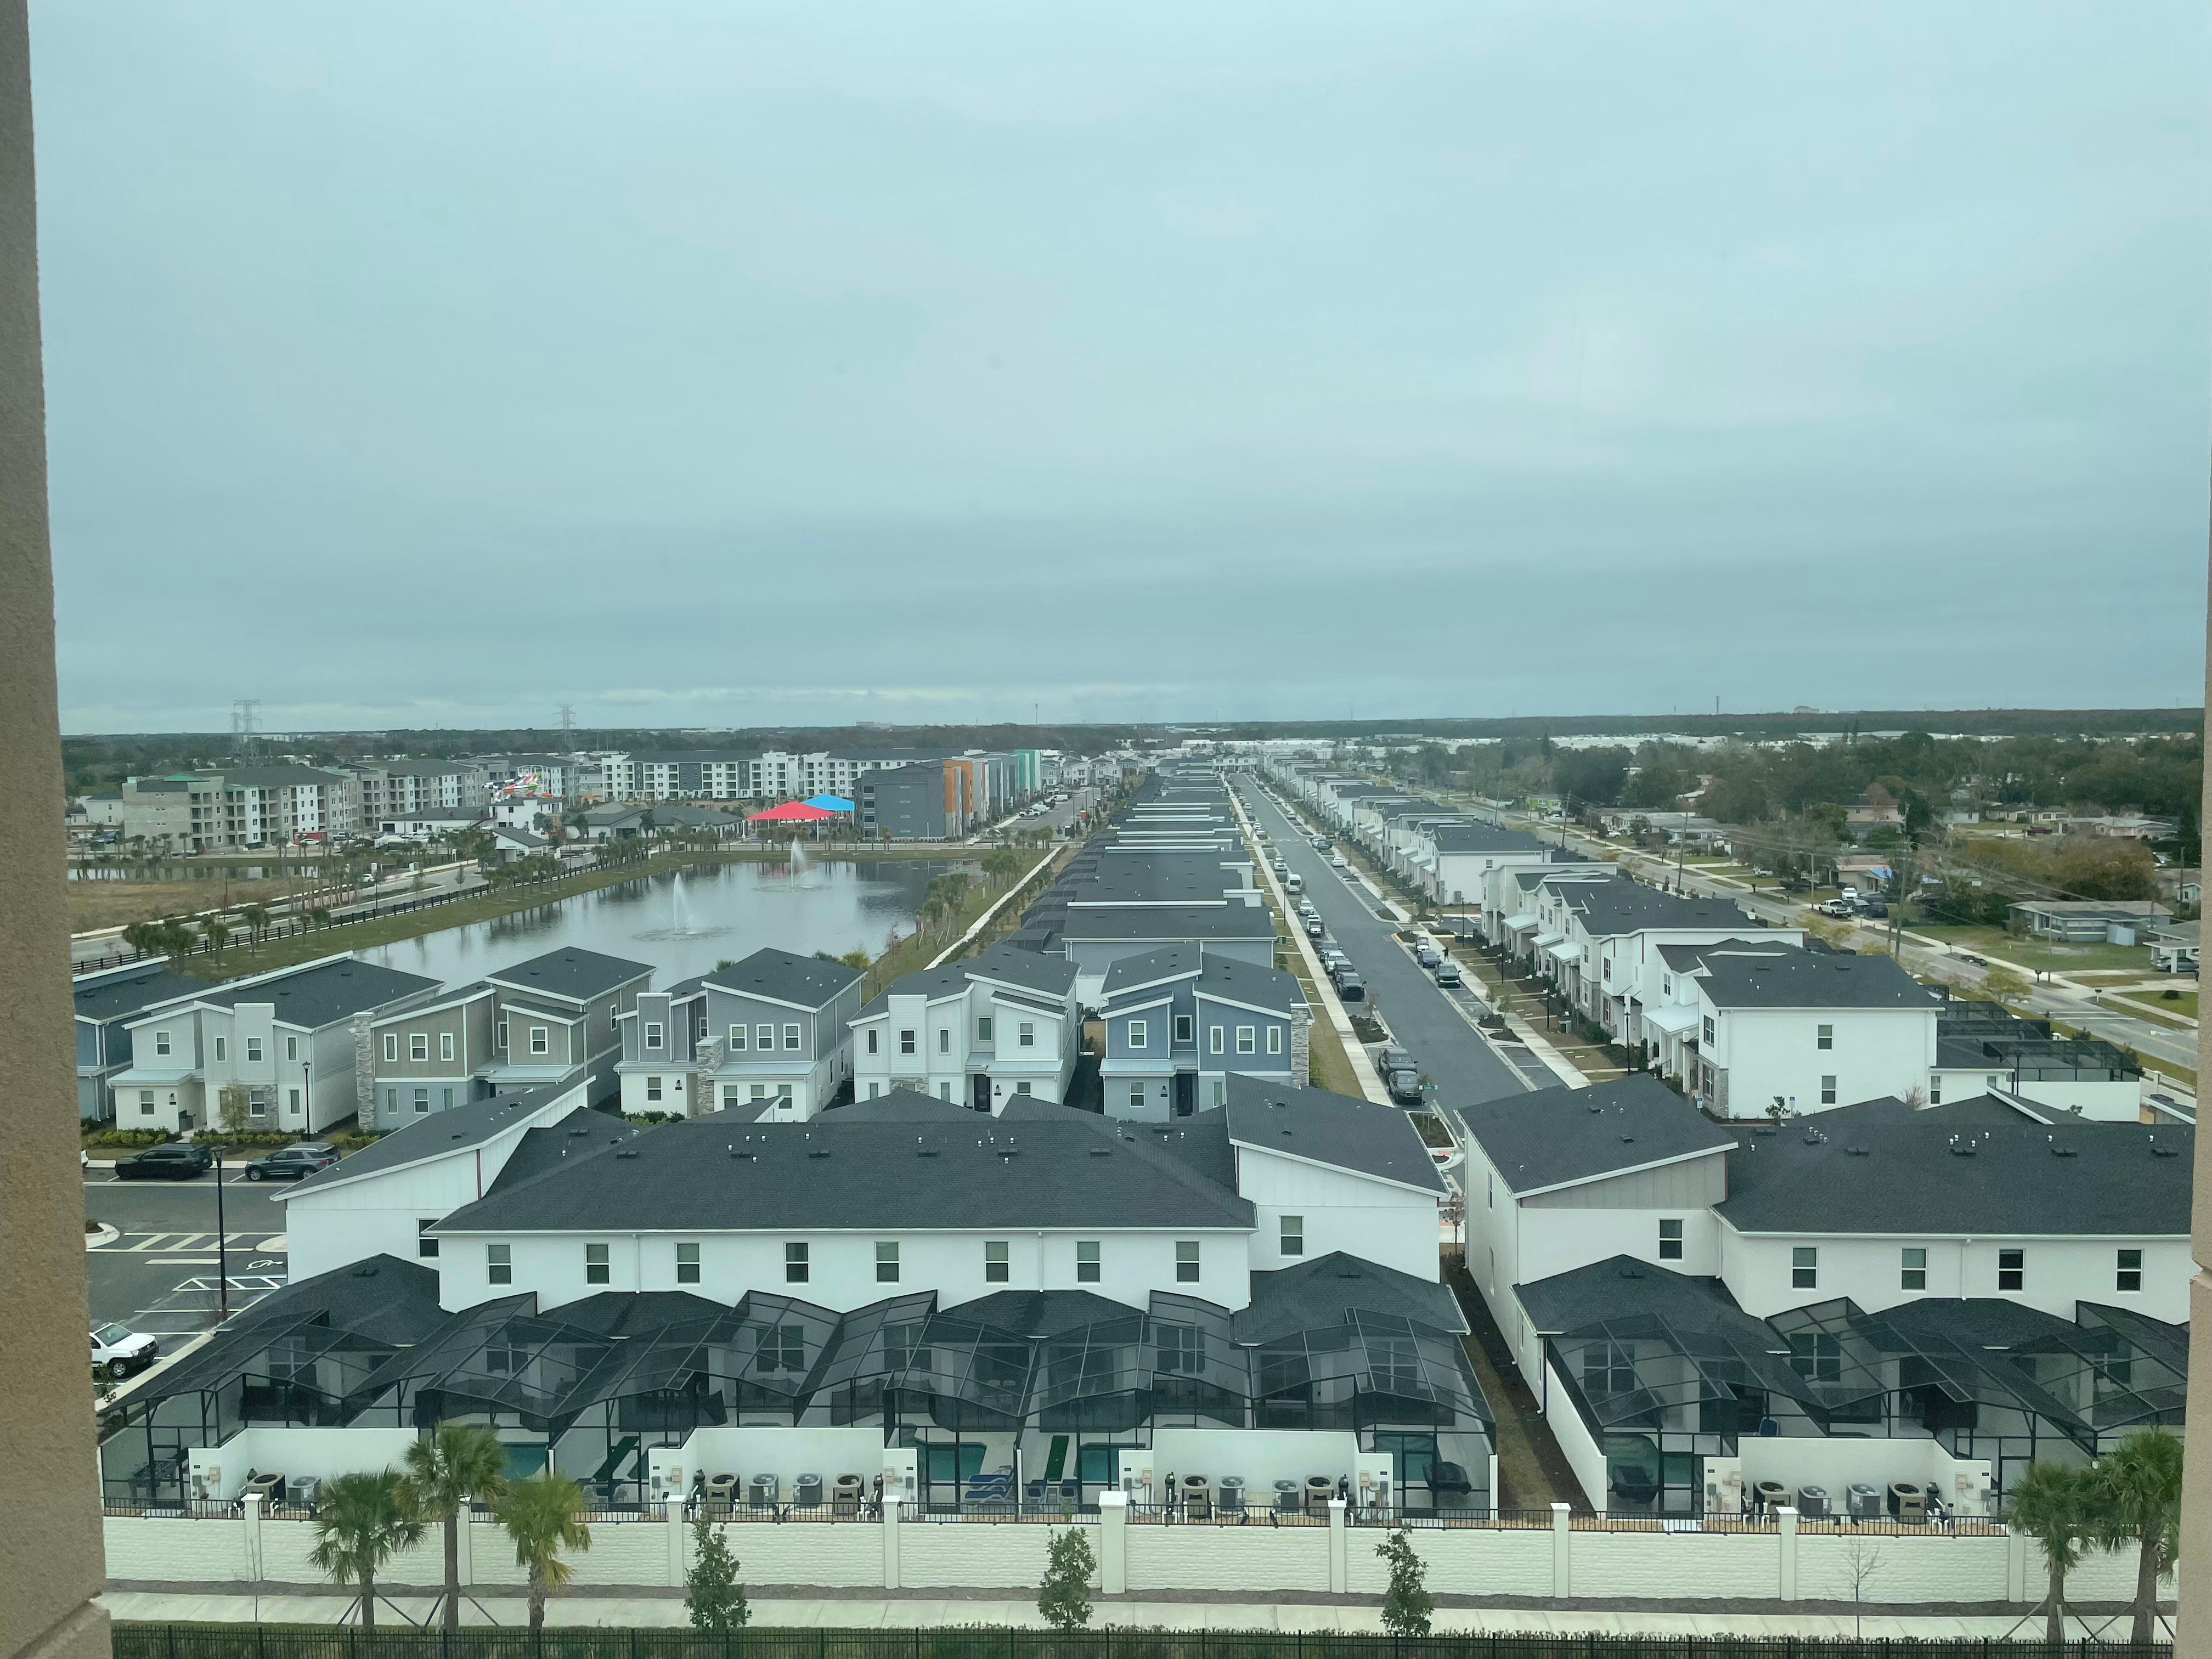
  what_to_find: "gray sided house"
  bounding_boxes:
[617,947,866,1122]
[1057,904,1280,1007]
[358,981,500,1129]
[1098,944,1307,1121]
[73,958,205,1121]
[479,946,653,1105]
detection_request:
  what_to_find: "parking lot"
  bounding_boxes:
[85,1168,291,1343]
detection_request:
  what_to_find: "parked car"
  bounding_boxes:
[1306,917,1325,939]
[1386,1069,1424,1105]
[1271,860,1288,878]
[1285,874,1304,895]
[114,1142,213,1181]
[1311,836,1329,850]
[1817,899,1856,917]
[1434,959,1463,988]
[91,1322,158,1380]
[1413,943,1442,969]
[1859,898,1889,918]
[1331,853,1349,870]
[1336,971,1367,1002]
[244,1142,340,1182]
[1322,950,1351,977]
[1378,1045,1414,1076]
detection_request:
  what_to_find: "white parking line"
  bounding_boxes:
[149,1256,219,1265]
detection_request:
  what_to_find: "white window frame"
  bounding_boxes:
[645,1022,663,1049]
[488,1243,512,1285]
[530,1026,549,1056]
[410,1033,428,1062]
[1280,1215,1304,1257]
[1235,1025,1256,1054]
[676,1242,701,1284]
[984,1241,1010,1283]
[1209,1025,1224,1054]
[756,1024,774,1051]
[876,1241,900,1283]
[1267,1026,1283,1055]
[154,1029,171,1057]
[1175,1240,1201,1284]
[783,1023,802,1051]
[1127,1019,1147,1051]
[440,1031,455,1062]
[729,1024,748,1051]
[1019,1021,1035,1048]
[382,1032,398,1062]
[785,1242,809,1284]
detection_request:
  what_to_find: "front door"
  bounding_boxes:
[971,1073,991,1113]
[1173,1073,1195,1116]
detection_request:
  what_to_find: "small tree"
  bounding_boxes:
[2006,1460,2098,1644]
[2090,1428,2183,1646]
[217,1083,253,1138]
[307,1468,424,1629]
[686,1510,750,1632]
[404,1421,510,1629]
[1839,1536,1884,1637]
[1036,1525,1096,1631]
[1376,1527,1432,1636]
[498,1471,592,1630]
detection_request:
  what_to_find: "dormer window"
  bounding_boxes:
[645,1022,663,1049]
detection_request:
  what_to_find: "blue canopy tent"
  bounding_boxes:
[804,793,855,811]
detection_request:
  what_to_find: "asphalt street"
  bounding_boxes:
[85,1170,291,1337]
[1236,780,1531,1108]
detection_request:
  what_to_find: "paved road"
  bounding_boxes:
[86,1172,290,1335]
[1237,781,1530,1107]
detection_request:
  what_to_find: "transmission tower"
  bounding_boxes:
[558,704,577,752]
[231,698,262,763]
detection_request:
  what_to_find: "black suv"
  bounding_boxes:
[114,1143,215,1181]
[244,1142,340,1182]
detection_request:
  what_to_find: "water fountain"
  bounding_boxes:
[636,868,729,942]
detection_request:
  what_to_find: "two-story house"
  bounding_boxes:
[112,954,441,1134]
[475,947,652,1104]
[72,957,204,1121]
[358,980,499,1128]
[615,947,866,1121]
[1096,944,1306,1120]
[850,944,1081,1111]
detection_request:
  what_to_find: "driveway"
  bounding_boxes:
[1237,781,1531,1107]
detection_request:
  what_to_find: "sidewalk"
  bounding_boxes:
[97,1589,2149,1640]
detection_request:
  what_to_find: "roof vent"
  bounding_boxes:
[918,1148,939,1158]
[2051,1145,2076,1158]
[1949,1142,1977,1157]
[1619,1135,1634,1144]
[351,1265,380,1279]
[2151,1143,2179,1158]
[1845,1147,1869,1158]
[615,1149,639,1159]
[1618,1266,1645,1280]
[807,1148,830,1160]
[568,1125,590,1136]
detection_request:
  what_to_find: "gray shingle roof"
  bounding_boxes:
[486,1118,645,1194]
[74,964,205,1023]
[1692,948,1940,1011]
[436,1087,1255,1234]
[703,946,863,1009]
[1561,874,1765,938]
[1717,1095,2194,1236]
[1426,824,1556,855]
[229,1253,450,1346]
[488,946,654,1002]
[862,943,1078,1018]
[1656,939,1794,971]
[1058,905,1276,943]
[1099,943,1206,997]
[1224,1076,1446,1194]
[284,1086,565,1195]
[195,957,442,1029]
[1451,1073,1735,1195]
[1516,1255,1765,1340]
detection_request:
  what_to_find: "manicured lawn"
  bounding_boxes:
[2115,990,2198,1022]
[1907,923,2153,976]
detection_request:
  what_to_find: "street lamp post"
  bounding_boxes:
[214,1143,228,1320]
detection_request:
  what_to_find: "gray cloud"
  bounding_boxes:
[33,0,2211,732]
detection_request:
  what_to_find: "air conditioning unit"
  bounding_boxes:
[1846,1482,1882,1520]
[1794,1484,1829,1519]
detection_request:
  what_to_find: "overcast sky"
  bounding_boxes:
[31,2,2212,735]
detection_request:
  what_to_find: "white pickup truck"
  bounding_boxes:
[92,1321,159,1380]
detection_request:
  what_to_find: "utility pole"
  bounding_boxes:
[214,1144,229,1319]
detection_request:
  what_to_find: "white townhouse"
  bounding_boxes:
[112,954,440,1135]
[615,947,866,1121]
[1406,822,1561,907]
[850,943,1081,1111]
[1489,864,1612,955]
[1449,1079,2192,1519]
[1657,943,1942,1119]
[1096,945,1307,1120]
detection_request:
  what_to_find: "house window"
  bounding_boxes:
[785,1243,810,1284]
[413,1087,430,1115]
[529,1027,549,1056]
[585,1243,610,1284]
[876,1242,900,1283]
[937,1027,950,1054]
[1998,1249,2024,1292]
[411,1034,428,1062]
[1658,1219,1684,1261]
[1791,1247,1818,1289]
[1018,1022,1035,1047]
[676,1242,700,1284]
[382,1033,398,1062]
[1211,1079,1226,1108]
[730,1025,748,1051]
[1820,1075,1837,1105]
[213,1036,225,1060]
[1209,1025,1224,1054]
[783,1024,801,1051]
[417,1220,439,1259]
[645,1022,663,1049]
[866,1082,881,1098]
[286,1087,301,1116]
[1076,1241,1101,1283]
[1127,1083,1145,1110]
[1816,1024,1833,1051]
[1015,1081,1032,1095]
[899,1029,916,1056]
[2117,1248,2142,1293]
[1901,1248,1927,1290]
[440,1032,455,1062]
[1175,1240,1200,1284]
[1602,958,1611,983]
[1267,1026,1283,1055]
[285,1036,298,1062]
[939,1081,953,1101]
[1173,1014,1193,1044]
[1236,1025,1256,1054]
[442,1086,454,1110]
[977,1017,994,1042]
[646,1076,663,1102]
[1280,1215,1304,1257]
[246,1038,263,1063]
[138,1091,154,1117]
[1928,1075,1942,1104]
[496,1018,507,1051]
[777,1084,792,1102]
[1127,1020,1147,1051]
[985,1242,1009,1283]
[1701,1016,1714,1046]
[756,1024,774,1051]
[488,1244,511,1285]
[1662,976,1672,996]
[154,1029,171,1057]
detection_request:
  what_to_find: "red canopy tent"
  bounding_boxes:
[747,801,839,822]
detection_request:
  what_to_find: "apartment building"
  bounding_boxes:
[344,761,493,824]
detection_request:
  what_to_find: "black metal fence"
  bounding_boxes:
[109,1630,2172,1659]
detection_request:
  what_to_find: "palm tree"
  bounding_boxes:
[404,1423,510,1628]
[2005,1460,2098,1644]
[498,1471,592,1630]
[307,1469,424,1629]
[2090,1429,2183,1645]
